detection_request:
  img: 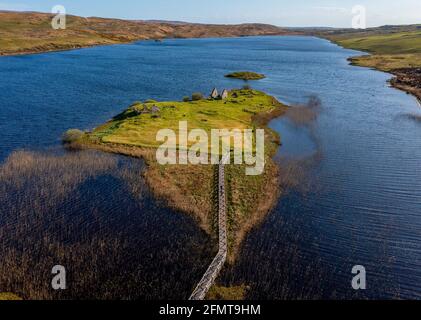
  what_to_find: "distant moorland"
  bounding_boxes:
[0,11,296,56]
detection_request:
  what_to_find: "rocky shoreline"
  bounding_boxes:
[390,68,421,103]
[346,56,421,105]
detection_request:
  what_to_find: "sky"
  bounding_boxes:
[1,0,420,27]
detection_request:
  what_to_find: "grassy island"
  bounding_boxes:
[69,89,288,260]
[225,71,266,81]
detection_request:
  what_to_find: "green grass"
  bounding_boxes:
[225,71,266,80]
[349,54,421,71]
[87,89,279,150]
[326,30,421,71]
[335,31,421,55]
[62,129,85,143]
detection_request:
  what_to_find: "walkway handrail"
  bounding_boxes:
[189,154,229,300]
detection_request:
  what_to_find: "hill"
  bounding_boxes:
[0,11,296,56]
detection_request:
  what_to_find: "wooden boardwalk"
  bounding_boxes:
[189,154,229,300]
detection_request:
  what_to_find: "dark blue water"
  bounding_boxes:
[0,150,214,299]
[1,36,420,299]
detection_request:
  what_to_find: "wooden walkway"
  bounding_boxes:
[189,154,229,300]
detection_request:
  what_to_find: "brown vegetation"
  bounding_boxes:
[206,284,249,300]
[0,150,214,299]
[0,11,298,56]
[225,159,281,263]
[390,68,421,102]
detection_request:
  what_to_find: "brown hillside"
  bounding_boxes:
[0,11,296,56]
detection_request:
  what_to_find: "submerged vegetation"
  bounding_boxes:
[225,72,266,81]
[0,150,213,299]
[70,89,288,260]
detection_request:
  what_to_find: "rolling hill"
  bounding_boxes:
[0,11,295,56]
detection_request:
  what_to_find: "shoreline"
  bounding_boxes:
[0,33,294,58]
[321,36,421,105]
[0,11,298,58]
[0,33,296,59]
[0,42,122,58]
[347,56,421,104]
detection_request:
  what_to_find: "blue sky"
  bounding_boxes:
[1,0,420,27]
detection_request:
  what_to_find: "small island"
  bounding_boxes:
[66,88,287,261]
[225,71,266,81]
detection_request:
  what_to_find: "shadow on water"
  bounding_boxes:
[0,150,214,300]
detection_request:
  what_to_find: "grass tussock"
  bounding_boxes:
[62,129,86,144]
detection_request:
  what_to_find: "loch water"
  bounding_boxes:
[0,36,420,299]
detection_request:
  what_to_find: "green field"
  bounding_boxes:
[86,89,281,150]
[325,29,421,70]
[334,31,421,55]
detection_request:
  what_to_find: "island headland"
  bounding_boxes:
[67,88,289,262]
